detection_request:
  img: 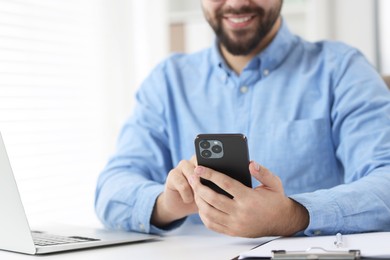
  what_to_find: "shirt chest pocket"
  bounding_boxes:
[250,118,341,194]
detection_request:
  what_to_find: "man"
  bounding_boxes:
[95,0,390,237]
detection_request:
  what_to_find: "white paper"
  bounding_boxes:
[239,232,390,259]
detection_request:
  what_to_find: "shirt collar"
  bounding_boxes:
[257,18,298,73]
[210,18,298,76]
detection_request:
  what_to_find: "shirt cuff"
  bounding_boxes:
[149,217,187,234]
[131,183,185,235]
[290,191,344,236]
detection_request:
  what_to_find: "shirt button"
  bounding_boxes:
[139,223,145,232]
[240,85,249,93]
[263,69,269,76]
[314,230,322,236]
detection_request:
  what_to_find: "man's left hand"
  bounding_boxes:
[188,161,309,238]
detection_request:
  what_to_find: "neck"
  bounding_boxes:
[220,17,281,75]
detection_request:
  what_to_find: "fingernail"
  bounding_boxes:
[194,166,204,175]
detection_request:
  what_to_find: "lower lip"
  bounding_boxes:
[224,16,255,29]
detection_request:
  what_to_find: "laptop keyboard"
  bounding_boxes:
[32,231,100,247]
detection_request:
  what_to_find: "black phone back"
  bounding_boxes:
[194,134,252,198]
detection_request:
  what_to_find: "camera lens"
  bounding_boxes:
[199,140,210,149]
[201,150,212,158]
[211,145,222,153]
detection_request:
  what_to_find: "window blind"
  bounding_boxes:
[0,0,107,226]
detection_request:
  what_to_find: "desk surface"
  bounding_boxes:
[0,223,265,260]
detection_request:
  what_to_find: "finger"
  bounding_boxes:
[198,211,231,236]
[192,178,230,227]
[178,160,196,180]
[249,161,283,192]
[195,192,230,226]
[168,168,194,203]
[190,174,235,214]
[193,166,247,199]
[195,191,235,236]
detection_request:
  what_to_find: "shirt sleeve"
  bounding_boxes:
[290,49,390,236]
[94,62,186,234]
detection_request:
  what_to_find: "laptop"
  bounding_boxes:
[0,133,158,255]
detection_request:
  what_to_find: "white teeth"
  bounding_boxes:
[229,16,251,24]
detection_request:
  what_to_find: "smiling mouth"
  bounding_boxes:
[223,14,256,30]
[227,16,253,24]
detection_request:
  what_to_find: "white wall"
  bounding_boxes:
[0,0,110,227]
[0,0,170,228]
[331,0,377,67]
[131,1,169,89]
[101,0,170,152]
[379,0,390,74]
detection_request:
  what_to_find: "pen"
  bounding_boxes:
[334,232,343,248]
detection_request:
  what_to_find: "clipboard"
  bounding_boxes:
[272,247,361,259]
[238,232,390,259]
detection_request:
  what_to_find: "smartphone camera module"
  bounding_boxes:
[199,140,210,149]
[198,140,224,159]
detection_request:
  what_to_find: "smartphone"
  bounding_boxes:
[194,133,252,199]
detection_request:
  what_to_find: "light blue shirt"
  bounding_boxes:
[95,20,390,236]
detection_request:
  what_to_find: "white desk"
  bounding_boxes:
[0,224,265,260]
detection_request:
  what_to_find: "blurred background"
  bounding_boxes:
[0,0,389,227]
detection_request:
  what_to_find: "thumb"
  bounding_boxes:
[249,161,283,193]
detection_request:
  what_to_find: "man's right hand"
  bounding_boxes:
[151,158,198,228]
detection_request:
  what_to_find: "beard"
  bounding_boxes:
[204,3,282,56]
